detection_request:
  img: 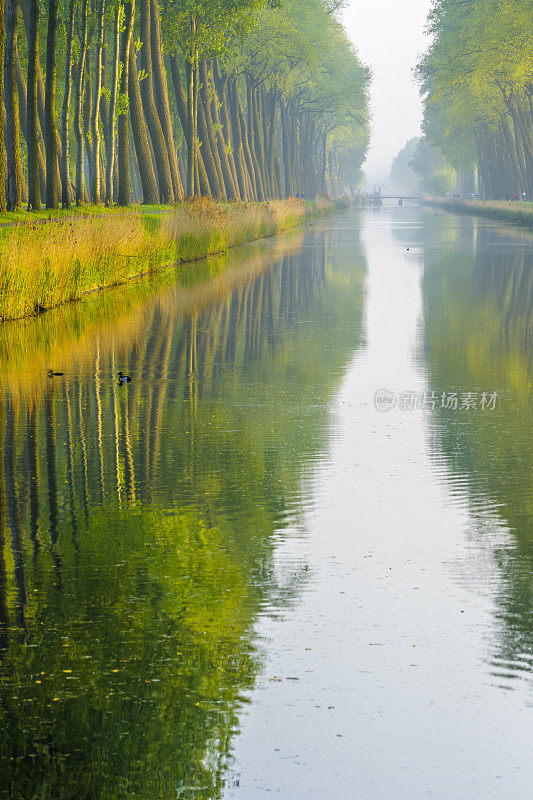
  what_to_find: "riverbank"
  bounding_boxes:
[421,196,533,225]
[1,232,305,399]
[0,197,344,321]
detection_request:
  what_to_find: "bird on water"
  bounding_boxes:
[118,371,132,384]
[48,370,64,377]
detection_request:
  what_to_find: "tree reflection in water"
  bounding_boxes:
[0,221,366,799]
[420,214,533,689]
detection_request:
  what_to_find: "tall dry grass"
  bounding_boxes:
[0,211,172,320]
[0,198,318,321]
[0,232,304,401]
[163,197,306,261]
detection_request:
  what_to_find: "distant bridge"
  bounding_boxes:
[367,190,421,206]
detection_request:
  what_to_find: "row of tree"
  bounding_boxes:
[416,0,533,198]
[0,0,370,212]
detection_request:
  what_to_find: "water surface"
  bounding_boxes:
[0,207,531,798]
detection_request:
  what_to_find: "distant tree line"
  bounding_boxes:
[416,0,533,199]
[390,136,456,196]
[0,0,370,212]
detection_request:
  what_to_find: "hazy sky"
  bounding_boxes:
[342,0,432,178]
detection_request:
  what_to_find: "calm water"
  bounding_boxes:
[0,207,532,798]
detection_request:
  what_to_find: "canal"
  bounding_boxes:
[0,206,531,798]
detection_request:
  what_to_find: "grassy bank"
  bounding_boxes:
[0,232,306,399]
[0,196,343,321]
[421,197,533,225]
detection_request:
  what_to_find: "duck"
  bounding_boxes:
[118,371,132,384]
[48,369,64,377]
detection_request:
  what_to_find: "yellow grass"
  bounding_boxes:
[0,232,305,401]
[0,197,329,321]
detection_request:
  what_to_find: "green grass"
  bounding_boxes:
[0,201,180,226]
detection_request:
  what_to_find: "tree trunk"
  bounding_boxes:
[234,77,259,199]
[44,0,59,208]
[139,0,173,202]
[289,101,298,193]
[20,0,43,140]
[212,58,239,191]
[0,0,6,212]
[21,0,62,196]
[263,87,278,195]
[193,57,200,196]
[246,76,264,199]
[16,45,45,202]
[170,52,214,197]
[61,0,75,207]
[227,74,251,199]
[500,115,524,192]
[197,92,222,196]
[27,0,41,209]
[178,137,186,186]
[129,130,140,201]
[106,4,120,203]
[74,0,88,204]
[198,61,224,196]
[118,0,135,206]
[251,81,269,196]
[280,98,292,196]
[128,41,158,202]
[186,56,194,196]
[169,50,188,138]
[513,118,533,196]
[203,60,237,199]
[83,52,93,192]
[89,0,105,203]
[4,0,22,210]
[150,0,183,199]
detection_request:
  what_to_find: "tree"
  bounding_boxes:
[118,0,135,205]
[27,0,40,209]
[5,0,22,209]
[0,0,6,213]
[44,0,60,208]
[75,0,89,204]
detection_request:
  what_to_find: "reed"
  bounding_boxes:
[0,197,332,321]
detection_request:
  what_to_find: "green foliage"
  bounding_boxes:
[116,92,129,117]
[164,0,264,62]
